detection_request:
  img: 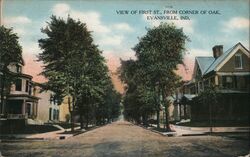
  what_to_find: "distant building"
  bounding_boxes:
[36,88,60,123]
[175,42,250,122]
[58,96,71,122]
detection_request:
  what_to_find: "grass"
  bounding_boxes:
[175,121,250,127]
[0,124,60,134]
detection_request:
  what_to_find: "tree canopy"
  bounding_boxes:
[119,23,188,130]
[38,15,121,130]
[0,26,23,114]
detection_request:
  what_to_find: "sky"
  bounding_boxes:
[2,0,250,93]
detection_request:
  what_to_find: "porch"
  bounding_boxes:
[4,95,39,119]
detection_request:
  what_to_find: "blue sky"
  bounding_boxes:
[2,0,250,78]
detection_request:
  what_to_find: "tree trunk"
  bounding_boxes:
[86,110,89,128]
[162,89,171,131]
[184,103,187,120]
[156,110,160,129]
[156,85,161,129]
[0,74,5,114]
[80,95,84,129]
[80,112,83,129]
[165,104,171,131]
[68,96,74,132]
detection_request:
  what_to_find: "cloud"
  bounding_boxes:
[22,43,41,55]
[52,3,70,17]
[181,48,211,78]
[4,16,31,25]
[13,28,26,36]
[71,11,110,33]
[97,35,124,46]
[52,3,110,33]
[142,14,195,34]
[112,23,134,32]
[222,17,249,33]
[185,48,211,59]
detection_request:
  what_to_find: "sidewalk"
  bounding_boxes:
[172,125,250,136]
[0,126,82,140]
[26,126,82,140]
[0,124,110,141]
[171,125,207,136]
[147,124,249,137]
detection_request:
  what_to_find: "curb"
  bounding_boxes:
[173,125,250,133]
[0,124,109,141]
[131,123,177,137]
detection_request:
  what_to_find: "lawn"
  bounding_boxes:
[175,120,250,127]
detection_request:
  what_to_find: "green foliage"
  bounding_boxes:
[0,26,23,68]
[0,26,23,113]
[119,23,188,129]
[38,15,121,128]
[198,86,220,106]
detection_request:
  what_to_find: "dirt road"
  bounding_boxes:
[0,120,249,157]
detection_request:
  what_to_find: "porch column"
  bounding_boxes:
[184,104,187,119]
[215,75,219,86]
[32,102,36,118]
[35,102,38,118]
[179,104,182,120]
[22,99,26,115]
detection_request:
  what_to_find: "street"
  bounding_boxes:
[0,121,249,157]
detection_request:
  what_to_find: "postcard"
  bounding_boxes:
[0,0,249,156]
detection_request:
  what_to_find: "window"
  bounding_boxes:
[25,80,29,92]
[49,108,52,120]
[16,64,22,73]
[235,54,243,69]
[53,109,57,120]
[26,103,31,116]
[222,76,238,89]
[226,76,232,83]
[57,110,60,120]
[15,79,22,91]
[28,85,32,95]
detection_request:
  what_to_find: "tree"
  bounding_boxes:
[38,15,95,131]
[120,23,188,131]
[118,59,156,125]
[0,26,23,114]
[198,86,220,132]
[135,23,188,130]
[38,15,121,130]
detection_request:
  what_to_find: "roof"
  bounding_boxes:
[183,94,196,100]
[7,94,40,101]
[204,43,238,75]
[194,42,249,77]
[196,57,215,75]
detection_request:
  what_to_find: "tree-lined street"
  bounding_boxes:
[1,121,249,157]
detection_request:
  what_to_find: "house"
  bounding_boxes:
[58,96,71,122]
[36,88,60,123]
[173,81,195,121]
[0,61,64,124]
[175,42,250,122]
[0,62,40,121]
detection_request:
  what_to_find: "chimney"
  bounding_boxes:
[212,45,223,59]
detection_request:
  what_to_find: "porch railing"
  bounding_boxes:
[7,114,28,119]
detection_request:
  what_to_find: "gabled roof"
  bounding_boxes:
[204,43,239,75]
[196,57,215,75]
[194,42,249,77]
